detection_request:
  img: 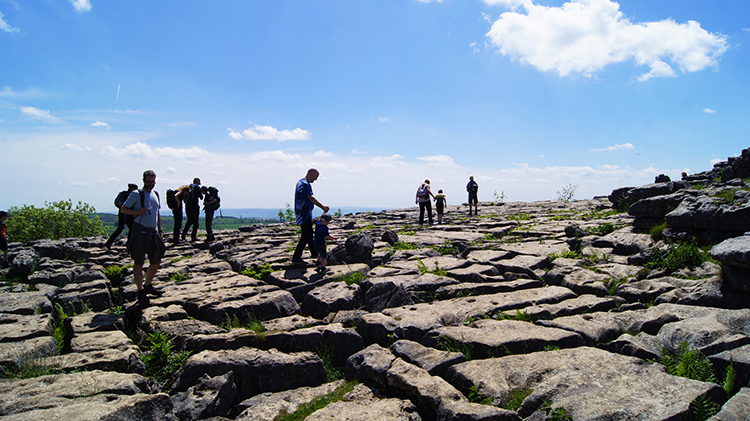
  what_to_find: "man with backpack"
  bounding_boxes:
[166,185,188,245]
[120,170,165,307]
[182,177,203,242]
[466,175,479,216]
[201,185,220,242]
[292,168,330,266]
[104,183,138,250]
[415,179,436,226]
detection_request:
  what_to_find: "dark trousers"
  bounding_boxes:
[293,221,318,261]
[105,212,131,247]
[183,205,200,240]
[205,208,214,240]
[419,201,433,225]
[172,208,183,243]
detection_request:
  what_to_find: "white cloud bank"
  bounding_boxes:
[101,142,209,159]
[0,12,19,34]
[229,124,311,141]
[590,143,634,152]
[20,106,59,121]
[69,0,92,13]
[484,0,728,81]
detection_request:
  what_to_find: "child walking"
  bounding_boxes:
[434,190,447,224]
[314,213,337,271]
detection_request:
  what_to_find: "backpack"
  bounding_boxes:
[468,181,478,193]
[114,190,130,209]
[126,189,161,226]
[166,189,178,210]
[206,186,220,211]
[417,184,428,198]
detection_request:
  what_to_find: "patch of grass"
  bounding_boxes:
[352,224,375,235]
[645,241,712,273]
[439,336,473,360]
[584,222,618,236]
[170,255,191,263]
[0,350,64,379]
[416,258,448,276]
[52,303,69,354]
[274,380,357,421]
[607,279,627,296]
[650,222,667,242]
[468,385,495,405]
[508,213,531,221]
[548,250,583,262]
[316,343,344,382]
[220,312,267,338]
[141,330,192,384]
[432,240,459,256]
[332,271,366,286]
[500,388,533,411]
[103,265,127,287]
[498,309,533,323]
[544,405,574,421]
[712,189,739,204]
[388,241,419,250]
[169,272,191,283]
[241,262,274,280]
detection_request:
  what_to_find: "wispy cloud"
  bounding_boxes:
[0,87,47,98]
[484,0,728,81]
[69,0,92,13]
[247,150,302,162]
[379,117,390,122]
[101,142,209,159]
[168,122,197,127]
[233,124,311,141]
[20,106,59,121]
[60,143,92,152]
[590,143,634,152]
[703,108,716,114]
[90,121,111,130]
[351,149,367,154]
[416,155,456,166]
[0,12,20,34]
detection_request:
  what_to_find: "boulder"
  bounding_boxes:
[171,372,237,420]
[301,281,362,320]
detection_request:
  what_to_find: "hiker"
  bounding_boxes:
[467,175,479,216]
[0,211,8,268]
[104,183,139,250]
[169,185,190,245]
[314,213,337,271]
[434,189,447,224]
[201,185,220,242]
[292,168,330,266]
[120,170,165,307]
[415,179,435,226]
[182,177,203,242]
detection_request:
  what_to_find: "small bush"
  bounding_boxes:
[389,241,419,250]
[6,200,106,243]
[241,262,274,280]
[432,240,459,256]
[416,258,448,276]
[556,184,579,203]
[650,223,667,242]
[332,271,366,286]
[548,250,583,262]
[103,265,127,287]
[584,222,617,236]
[141,330,191,384]
[645,241,711,273]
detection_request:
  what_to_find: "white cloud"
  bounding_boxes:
[168,122,197,127]
[69,0,92,12]
[313,150,332,158]
[485,0,728,81]
[60,143,92,152]
[101,142,209,159]
[379,117,390,122]
[0,12,20,34]
[416,155,456,166]
[227,130,243,140]
[238,124,311,141]
[20,106,59,121]
[247,150,302,162]
[90,121,111,130]
[590,143,634,152]
[703,108,716,114]
[165,167,178,174]
[369,154,405,167]
[351,149,367,154]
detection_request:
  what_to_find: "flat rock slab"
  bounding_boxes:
[0,313,53,342]
[446,347,724,421]
[435,279,542,300]
[422,319,585,359]
[304,387,422,421]
[234,380,345,421]
[0,290,54,315]
[170,347,327,403]
[301,281,362,319]
[391,339,466,377]
[358,286,576,345]
[0,336,58,368]
[69,329,135,353]
[0,370,159,417]
[505,294,617,321]
[491,254,549,279]
[46,345,145,374]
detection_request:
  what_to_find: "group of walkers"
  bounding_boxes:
[415,175,479,225]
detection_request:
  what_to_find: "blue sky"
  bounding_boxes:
[1,0,748,213]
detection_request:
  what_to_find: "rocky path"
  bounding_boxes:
[2,169,750,419]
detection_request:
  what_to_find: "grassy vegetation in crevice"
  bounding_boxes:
[273,380,357,421]
[141,330,192,385]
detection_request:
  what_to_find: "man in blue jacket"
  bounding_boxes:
[292,168,330,266]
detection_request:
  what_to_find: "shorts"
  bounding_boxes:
[128,224,165,265]
[468,192,478,205]
[315,243,327,259]
[0,236,7,252]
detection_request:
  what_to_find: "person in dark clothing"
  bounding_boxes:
[104,183,138,250]
[201,185,219,242]
[466,175,479,216]
[182,178,203,242]
[416,179,436,226]
[171,185,189,245]
[292,168,330,266]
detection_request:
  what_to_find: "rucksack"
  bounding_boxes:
[417,184,428,198]
[206,186,220,211]
[468,181,478,193]
[166,189,178,210]
[114,190,130,209]
[127,189,161,226]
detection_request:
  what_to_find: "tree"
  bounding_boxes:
[6,200,106,243]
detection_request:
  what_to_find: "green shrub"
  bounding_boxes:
[103,265,127,287]
[6,200,106,243]
[52,303,69,354]
[416,258,448,276]
[389,241,419,250]
[548,250,583,262]
[332,271,366,286]
[141,330,191,384]
[277,203,295,222]
[556,184,579,203]
[585,222,617,236]
[645,242,711,273]
[241,263,274,280]
[650,223,667,242]
[316,342,344,382]
[169,272,191,283]
[432,240,459,256]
